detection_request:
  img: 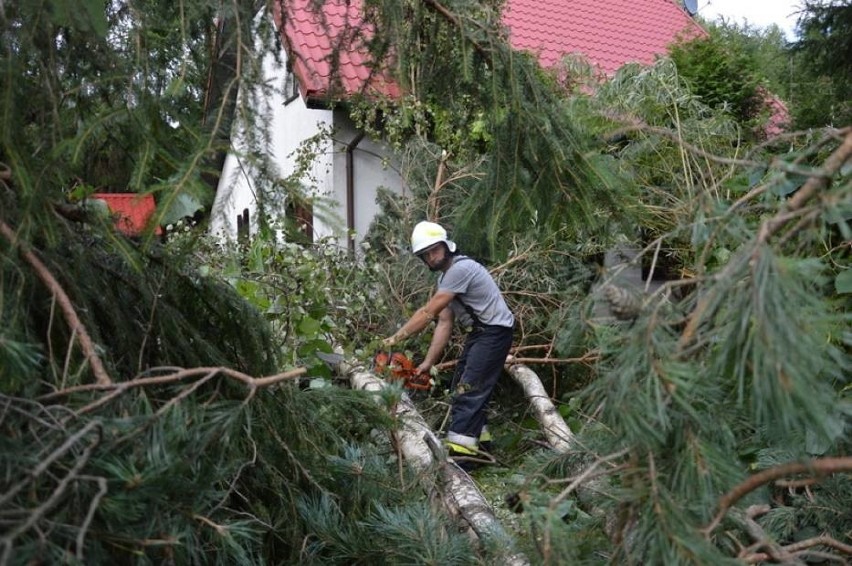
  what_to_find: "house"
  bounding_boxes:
[209,0,704,248]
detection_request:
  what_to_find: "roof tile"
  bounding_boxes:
[504,0,704,75]
[276,0,705,102]
[273,0,401,102]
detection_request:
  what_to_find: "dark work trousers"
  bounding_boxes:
[449,325,514,442]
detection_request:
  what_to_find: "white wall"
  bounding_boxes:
[321,112,403,249]
[209,16,404,249]
[209,47,334,240]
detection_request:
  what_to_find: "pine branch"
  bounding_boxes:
[703,456,852,536]
[421,0,488,57]
[0,220,112,386]
[679,129,852,351]
[756,128,852,246]
[604,113,760,168]
[541,449,630,562]
[75,475,108,563]
[781,536,852,558]
[0,420,101,508]
[0,428,101,564]
[735,505,798,564]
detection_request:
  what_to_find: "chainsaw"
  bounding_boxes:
[372,351,432,390]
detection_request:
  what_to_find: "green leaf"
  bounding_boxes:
[297,316,322,337]
[297,339,333,357]
[159,193,204,226]
[747,166,767,187]
[47,0,107,37]
[774,172,809,196]
[835,270,852,294]
[266,297,287,315]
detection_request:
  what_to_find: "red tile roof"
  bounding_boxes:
[276,0,704,101]
[504,0,705,76]
[759,87,790,137]
[273,0,401,104]
[92,193,162,236]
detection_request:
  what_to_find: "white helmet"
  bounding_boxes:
[410,221,456,255]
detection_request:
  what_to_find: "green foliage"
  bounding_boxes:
[568,59,741,276]
[790,0,852,127]
[349,0,630,259]
[701,19,793,101]
[669,34,765,130]
[689,5,852,129]
[2,0,851,564]
[191,229,401,370]
[297,494,479,564]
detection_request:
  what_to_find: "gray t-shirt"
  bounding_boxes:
[438,255,514,328]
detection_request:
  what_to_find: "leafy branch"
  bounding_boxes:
[0,219,112,386]
[679,129,852,351]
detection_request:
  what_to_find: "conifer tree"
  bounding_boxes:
[2,0,850,564]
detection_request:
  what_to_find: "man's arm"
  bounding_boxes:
[383,291,455,347]
[417,306,454,374]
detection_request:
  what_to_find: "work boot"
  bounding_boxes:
[445,440,481,472]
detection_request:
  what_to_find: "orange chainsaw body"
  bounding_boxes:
[372,351,431,390]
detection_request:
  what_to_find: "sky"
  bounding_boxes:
[696,0,804,39]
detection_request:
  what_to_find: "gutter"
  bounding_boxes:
[345,132,366,253]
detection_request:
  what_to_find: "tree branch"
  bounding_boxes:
[427,149,448,220]
[504,354,600,366]
[0,430,100,562]
[756,129,852,246]
[433,349,599,373]
[679,130,852,351]
[38,365,307,404]
[703,456,852,536]
[0,220,112,386]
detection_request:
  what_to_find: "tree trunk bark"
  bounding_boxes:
[505,359,575,452]
[347,363,529,565]
[200,0,265,191]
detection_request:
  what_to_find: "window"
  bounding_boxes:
[286,199,313,241]
[284,64,300,105]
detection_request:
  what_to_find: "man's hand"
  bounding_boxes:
[381,336,397,348]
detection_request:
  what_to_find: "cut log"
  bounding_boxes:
[346,362,529,566]
[348,364,438,472]
[505,358,575,452]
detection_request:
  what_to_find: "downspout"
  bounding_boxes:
[345,132,366,253]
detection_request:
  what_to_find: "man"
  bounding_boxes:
[382,221,514,463]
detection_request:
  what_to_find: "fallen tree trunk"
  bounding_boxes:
[346,362,529,566]
[505,358,575,452]
[505,358,619,535]
[348,364,438,472]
